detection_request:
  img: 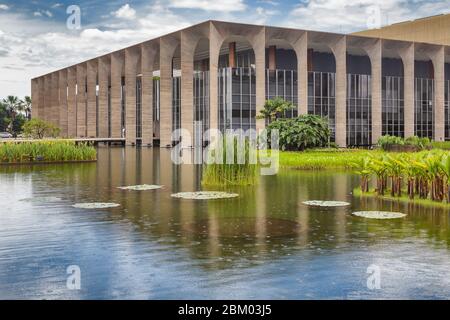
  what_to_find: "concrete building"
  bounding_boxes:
[31,17,450,147]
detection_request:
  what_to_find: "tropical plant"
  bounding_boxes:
[23,118,60,139]
[23,96,32,120]
[2,96,23,132]
[257,97,295,123]
[353,150,450,204]
[266,114,331,151]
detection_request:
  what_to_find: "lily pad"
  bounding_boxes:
[72,203,120,209]
[117,184,163,191]
[352,211,406,219]
[171,191,239,200]
[302,200,350,207]
[20,196,63,203]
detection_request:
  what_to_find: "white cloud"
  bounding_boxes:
[0,4,9,10]
[169,0,247,12]
[33,10,53,18]
[286,0,448,33]
[112,4,136,20]
[51,3,63,9]
[33,12,42,17]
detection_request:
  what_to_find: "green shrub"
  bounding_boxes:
[378,135,431,151]
[266,114,331,151]
[23,118,60,139]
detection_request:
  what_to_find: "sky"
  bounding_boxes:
[0,0,448,98]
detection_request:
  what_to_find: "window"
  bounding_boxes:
[346,74,372,146]
[382,76,404,137]
[308,72,336,141]
[414,78,434,139]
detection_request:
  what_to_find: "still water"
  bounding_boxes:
[1,147,450,299]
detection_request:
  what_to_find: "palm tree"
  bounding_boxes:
[257,97,294,124]
[22,96,32,120]
[2,96,22,132]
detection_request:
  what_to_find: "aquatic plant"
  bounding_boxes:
[202,136,257,186]
[0,140,96,163]
[352,149,450,204]
[171,191,239,200]
[352,211,407,219]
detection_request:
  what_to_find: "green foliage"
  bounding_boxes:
[202,136,258,186]
[0,140,97,163]
[267,114,331,151]
[0,95,32,133]
[352,149,450,203]
[257,97,295,123]
[279,149,377,170]
[377,135,431,151]
[23,118,60,139]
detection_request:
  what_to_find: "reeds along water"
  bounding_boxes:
[202,136,258,186]
[0,140,97,163]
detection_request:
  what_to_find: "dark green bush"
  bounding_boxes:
[266,114,331,151]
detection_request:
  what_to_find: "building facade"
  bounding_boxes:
[31,19,450,147]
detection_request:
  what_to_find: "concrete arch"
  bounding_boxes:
[265,28,308,115]
[416,43,446,140]
[209,21,265,132]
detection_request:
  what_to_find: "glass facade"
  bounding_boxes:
[153,78,160,139]
[218,67,256,132]
[172,76,181,141]
[108,81,111,138]
[266,69,298,118]
[382,76,404,137]
[445,80,450,140]
[414,78,434,139]
[308,71,336,140]
[120,77,125,137]
[136,77,142,139]
[194,71,210,145]
[347,74,372,146]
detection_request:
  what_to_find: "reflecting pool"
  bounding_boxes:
[1,147,450,299]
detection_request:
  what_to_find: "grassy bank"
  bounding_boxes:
[353,188,450,209]
[0,140,97,164]
[279,149,381,170]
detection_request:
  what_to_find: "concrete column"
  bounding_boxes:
[59,70,68,137]
[331,36,347,147]
[399,43,415,138]
[67,67,77,137]
[209,24,222,132]
[366,39,382,144]
[250,27,266,132]
[51,73,59,127]
[31,79,39,119]
[38,77,45,120]
[98,56,110,138]
[44,75,52,123]
[160,36,179,147]
[111,52,124,138]
[180,31,196,148]
[141,43,155,146]
[297,32,308,115]
[125,48,139,145]
[229,42,236,68]
[87,60,98,138]
[268,45,276,71]
[429,46,446,141]
[76,64,87,137]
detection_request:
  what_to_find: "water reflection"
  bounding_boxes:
[1,147,450,299]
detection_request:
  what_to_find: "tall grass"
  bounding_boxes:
[202,137,258,186]
[279,149,381,170]
[0,140,97,163]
